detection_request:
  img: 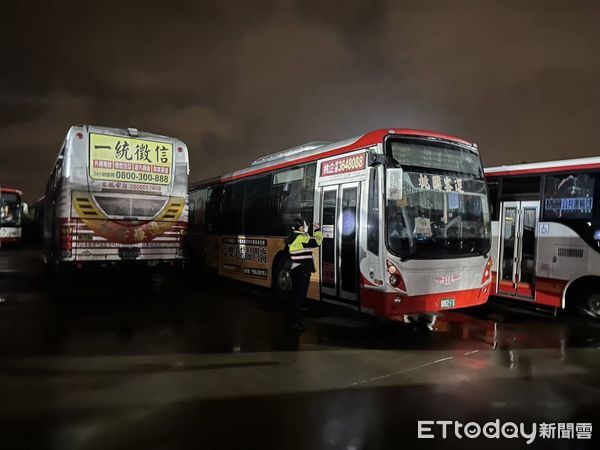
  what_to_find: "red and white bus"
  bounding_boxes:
[486,157,600,319]
[189,129,493,321]
[0,188,24,244]
[43,125,189,274]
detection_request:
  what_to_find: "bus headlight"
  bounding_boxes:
[386,259,406,291]
[481,257,493,284]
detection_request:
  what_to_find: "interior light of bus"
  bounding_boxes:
[342,210,356,236]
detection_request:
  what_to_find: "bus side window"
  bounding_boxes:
[222,181,245,235]
[542,172,595,221]
[206,185,224,233]
[268,163,316,236]
[487,180,500,221]
[499,175,541,202]
[367,167,379,255]
[244,174,271,236]
[301,163,316,225]
[189,188,208,230]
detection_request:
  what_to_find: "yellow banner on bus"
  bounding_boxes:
[89,133,173,186]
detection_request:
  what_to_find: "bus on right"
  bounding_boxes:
[485,157,600,320]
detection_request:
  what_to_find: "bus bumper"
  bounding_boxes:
[362,283,491,319]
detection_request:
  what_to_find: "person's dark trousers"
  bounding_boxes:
[289,266,311,325]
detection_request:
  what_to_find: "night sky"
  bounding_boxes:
[1,0,600,201]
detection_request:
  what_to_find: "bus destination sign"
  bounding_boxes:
[321,153,366,177]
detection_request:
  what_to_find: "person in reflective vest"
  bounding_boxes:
[287,218,323,331]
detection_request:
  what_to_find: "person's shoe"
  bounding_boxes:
[289,323,306,332]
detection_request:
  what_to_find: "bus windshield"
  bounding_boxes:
[386,139,491,259]
[0,192,22,225]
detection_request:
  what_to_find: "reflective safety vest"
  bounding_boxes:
[288,230,323,273]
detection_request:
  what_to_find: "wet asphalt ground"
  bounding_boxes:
[0,248,599,449]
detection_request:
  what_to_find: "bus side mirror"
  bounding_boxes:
[386,168,404,201]
[368,151,396,167]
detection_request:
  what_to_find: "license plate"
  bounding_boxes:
[440,298,455,309]
[118,247,141,260]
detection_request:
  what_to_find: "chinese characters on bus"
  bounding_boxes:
[543,173,595,220]
[321,154,366,177]
[222,238,269,279]
[89,133,173,187]
[418,173,464,192]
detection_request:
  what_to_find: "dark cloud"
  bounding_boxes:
[1,0,600,200]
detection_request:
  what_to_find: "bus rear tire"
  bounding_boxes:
[578,292,600,320]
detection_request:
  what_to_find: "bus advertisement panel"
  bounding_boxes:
[88,133,173,186]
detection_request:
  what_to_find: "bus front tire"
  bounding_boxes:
[273,257,292,297]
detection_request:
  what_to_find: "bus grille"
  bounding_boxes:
[74,197,102,218]
[557,247,584,258]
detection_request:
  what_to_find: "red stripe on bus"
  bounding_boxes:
[490,272,566,308]
[0,237,21,243]
[486,162,600,177]
[0,188,23,194]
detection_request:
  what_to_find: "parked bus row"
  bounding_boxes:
[17,124,599,322]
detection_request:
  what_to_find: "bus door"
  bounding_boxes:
[320,182,360,306]
[498,201,539,298]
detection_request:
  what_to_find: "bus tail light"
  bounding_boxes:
[61,223,73,250]
[178,225,188,256]
[481,257,493,284]
[386,259,406,291]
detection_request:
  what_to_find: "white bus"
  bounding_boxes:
[0,188,24,244]
[43,125,189,274]
[190,128,493,320]
[486,157,600,319]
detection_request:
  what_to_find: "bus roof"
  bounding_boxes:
[485,156,600,177]
[191,128,475,189]
[0,188,23,195]
[70,124,184,143]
